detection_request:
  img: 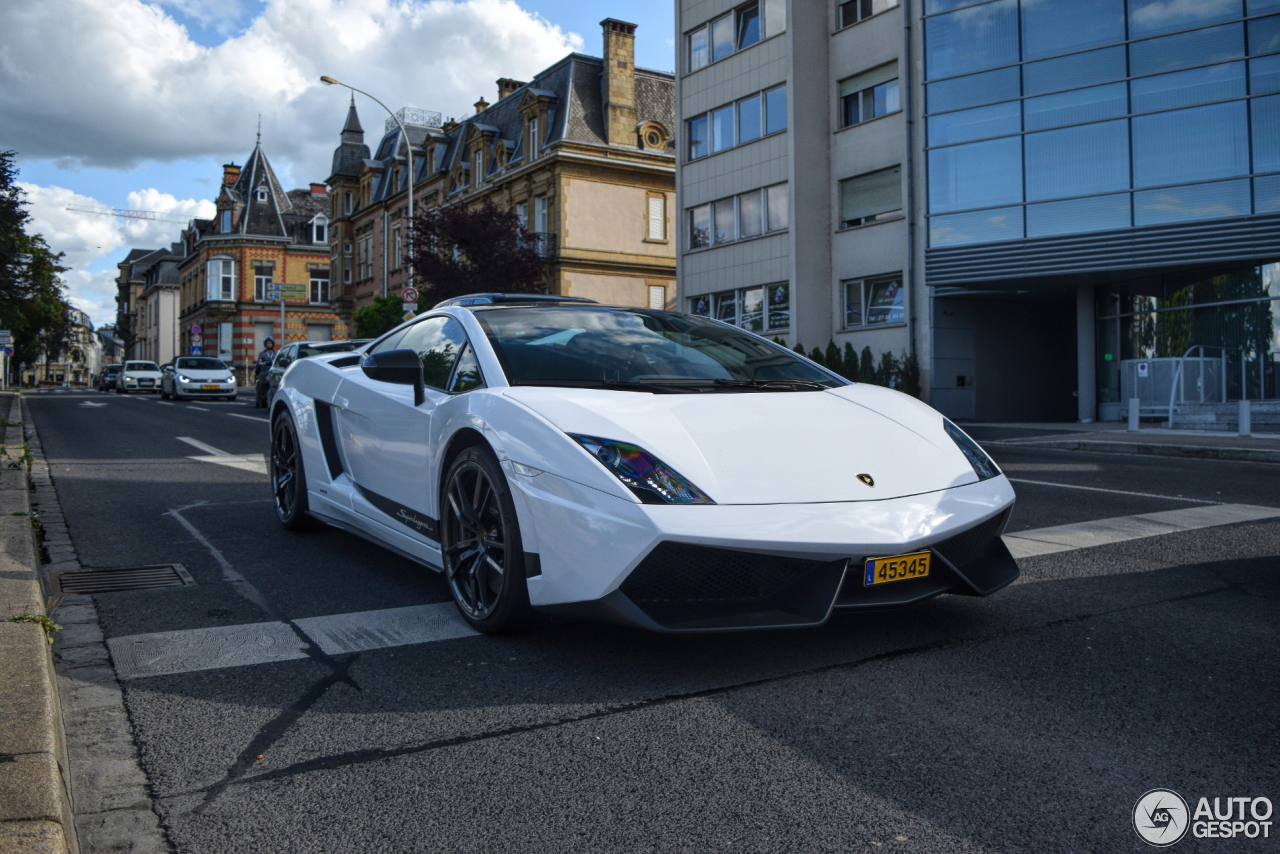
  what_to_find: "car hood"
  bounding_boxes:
[502,385,980,504]
[175,369,230,379]
[123,371,161,378]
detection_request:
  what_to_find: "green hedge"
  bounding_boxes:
[780,339,922,398]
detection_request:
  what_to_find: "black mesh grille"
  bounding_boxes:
[621,542,841,604]
[933,510,1008,570]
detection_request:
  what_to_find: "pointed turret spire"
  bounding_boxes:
[342,97,364,142]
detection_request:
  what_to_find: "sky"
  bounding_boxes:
[0,0,676,327]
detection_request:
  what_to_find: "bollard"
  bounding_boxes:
[1128,399,1140,432]
[1239,398,1251,436]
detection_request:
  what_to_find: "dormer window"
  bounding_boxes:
[257,186,269,202]
[311,215,328,244]
[220,210,231,232]
[344,191,353,215]
[528,117,539,160]
[473,148,483,185]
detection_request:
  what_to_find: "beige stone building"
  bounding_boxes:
[329,19,676,310]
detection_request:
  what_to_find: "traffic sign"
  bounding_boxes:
[190,324,202,335]
[400,287,419,304]
[280,282,308,300]
[190,345,203,356]
[2,347,12,357]
[403,310,416,322]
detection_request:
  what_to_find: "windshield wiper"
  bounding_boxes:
[711,378,831,391]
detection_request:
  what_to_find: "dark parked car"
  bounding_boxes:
[97,364,122,391]
[256,340,370,408]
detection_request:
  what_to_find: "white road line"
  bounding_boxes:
[1003,503,1280,558]
[227,413,270,423]
[176,436,229,456]
[1006,477,1212,503]
[176,436,268,474]
[156,401,174,406]
[108,603,476,679]
[188,406,210,412]
[103,502,1280,680]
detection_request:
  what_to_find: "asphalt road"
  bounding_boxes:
[28,390,1280,853]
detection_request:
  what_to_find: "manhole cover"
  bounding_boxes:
[55,564,194,594]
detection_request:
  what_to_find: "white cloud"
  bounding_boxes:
[17,182,215,326]
[0,0,580,182]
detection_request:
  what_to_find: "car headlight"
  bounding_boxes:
[943,419,1000,481]
[569,434,714,505]
[177,375,190,383]
[225,376,236,384]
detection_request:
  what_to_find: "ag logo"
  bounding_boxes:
[857,473,875,487]
[1134,789,1190,846]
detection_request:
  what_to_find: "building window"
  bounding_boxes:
[528,117,539,160]
[392,225,402,269]
[312,216,328,244]
[687,183,788,250]
[534,195,549,234]
[648,195,666,240]
[844,274,905,328]
[689,282,789,332]
[686,0,785,73]
[344,242,353,255]
[515,201,528,230]
[207,257,234,301]
[840,167,902,228]
[687,85,787,160]
[841,63,900,127]
[310,274,330,304]
[344,191,353,215]
[219,210,231,232]
[257,186,269,202]
[343,268,352,284]
[840,0,898,29]
[473,148,484,185]
[254,266,273,301]
[648,284,667,309]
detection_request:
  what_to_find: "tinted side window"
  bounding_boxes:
[449,344,485,393]
[369,327,411,355]
[396,316,467,390]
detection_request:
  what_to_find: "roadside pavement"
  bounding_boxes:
[0,393,75,854]
[964,421,1280,464]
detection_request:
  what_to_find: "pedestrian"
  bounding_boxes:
[254,337,276,408]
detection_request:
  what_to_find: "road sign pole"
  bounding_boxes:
[279,295,286,347]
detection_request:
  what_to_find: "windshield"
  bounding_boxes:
[104,365,120,373]
[477,307,844,392]
[298,341,364,358]
[125,362,160,372]
[175,358,226,370]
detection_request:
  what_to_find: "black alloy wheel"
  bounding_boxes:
[441,446,532,633]
[269,413,314,530]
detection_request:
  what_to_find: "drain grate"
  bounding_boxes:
[55,564,195,594]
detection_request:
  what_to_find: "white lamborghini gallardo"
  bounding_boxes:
[269,294,1018,633]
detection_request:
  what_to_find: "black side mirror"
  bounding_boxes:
[360,349,425,406]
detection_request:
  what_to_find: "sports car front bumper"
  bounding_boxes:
[511,469,1018,632]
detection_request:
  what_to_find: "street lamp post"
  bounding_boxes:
[320,76,413,305]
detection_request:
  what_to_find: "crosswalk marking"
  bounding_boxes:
[1001,503,1280,558]
[99,502,1280,680]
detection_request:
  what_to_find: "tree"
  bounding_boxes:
[353,296,408,339]
[408,200,545,308]
[0,152,70,372]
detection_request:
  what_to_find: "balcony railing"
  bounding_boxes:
[531,232,557,258]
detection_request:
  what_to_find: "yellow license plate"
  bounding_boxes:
[201,384,220,390]
[864,550,931,586]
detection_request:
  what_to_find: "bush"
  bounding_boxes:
[790,339,923,398]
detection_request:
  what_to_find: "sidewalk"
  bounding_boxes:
[965,422,1280,464]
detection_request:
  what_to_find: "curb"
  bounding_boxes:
[996,437,1280,464]
[0,393,76,854]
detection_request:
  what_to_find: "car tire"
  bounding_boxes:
[440,445,534,634]
[269,413,317,531]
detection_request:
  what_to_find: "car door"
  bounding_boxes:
[335,315,468,542]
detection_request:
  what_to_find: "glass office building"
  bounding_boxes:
[924,0,1280,246]
[675,0,1280,422]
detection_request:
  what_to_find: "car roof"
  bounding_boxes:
[432,293,597,309]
